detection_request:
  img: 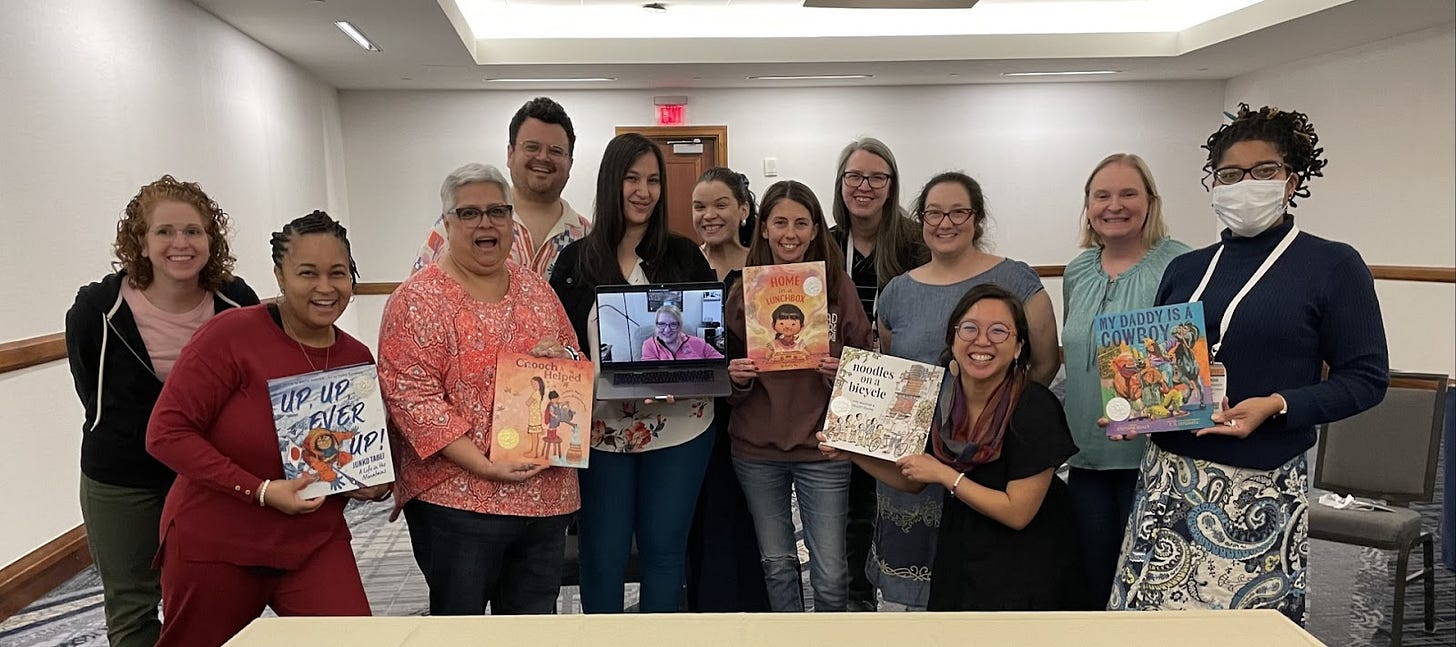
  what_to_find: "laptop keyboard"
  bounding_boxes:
[612,369,715,385]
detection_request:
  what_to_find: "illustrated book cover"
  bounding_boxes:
[742,261,830,372]
[822,347,946,461]
[1093,302,1217,436]
[491,352,595,468]
[269,364,394,499]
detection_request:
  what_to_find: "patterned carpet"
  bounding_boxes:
[3,467,1451,646]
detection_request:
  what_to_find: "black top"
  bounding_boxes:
[65,272,260,489]
[549,234,716,362]
[1153,216,1388,470]
[828,226,927,324]
[927,382,1086,611]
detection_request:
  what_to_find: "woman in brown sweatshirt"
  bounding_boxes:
[725,180,873,612]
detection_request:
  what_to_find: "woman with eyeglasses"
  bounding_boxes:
[1108,105,1388,623]
[380,163,581,616]
[641,304,723,361]
[1060,153,1191,609]
[827,137,928,610]
[862,171,1061,611]
[550,133,719,613]
[819,284,1083,611]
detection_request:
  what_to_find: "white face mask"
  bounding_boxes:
[1210,178,1289,237]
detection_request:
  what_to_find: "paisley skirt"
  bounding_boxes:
[1108,443,1308,624]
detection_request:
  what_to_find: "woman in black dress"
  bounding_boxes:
[819,284,1083,610]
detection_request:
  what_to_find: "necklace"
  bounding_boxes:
[283,316,332,372]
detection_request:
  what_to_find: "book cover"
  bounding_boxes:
[742,261,830,372]
[822,347,946,461]
[491,352,594,468]
[269,364,395,500]
[1093,302,1217,436]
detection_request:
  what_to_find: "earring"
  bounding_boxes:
[738,215,756,247]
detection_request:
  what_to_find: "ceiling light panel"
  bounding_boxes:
[454,0,1266,39]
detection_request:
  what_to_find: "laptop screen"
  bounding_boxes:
[595,281,727,368]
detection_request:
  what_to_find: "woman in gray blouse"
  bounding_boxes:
[870,171,1059,610]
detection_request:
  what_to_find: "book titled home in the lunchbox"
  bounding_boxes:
[822,347,946,461]
[1093,302,1217,437]
[742,261,830,372]
[491,352,594,469]
[268,364,394,499]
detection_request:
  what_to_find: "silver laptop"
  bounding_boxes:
[594,282,732,400]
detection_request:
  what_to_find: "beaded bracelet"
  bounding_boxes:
[949,473,966,496]
[257,479,271,507]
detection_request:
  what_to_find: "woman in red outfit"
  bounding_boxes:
[146,211,390,647]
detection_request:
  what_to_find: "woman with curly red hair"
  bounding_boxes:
[64,175,259,647]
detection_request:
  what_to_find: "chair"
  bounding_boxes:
[1310,371,1448,646]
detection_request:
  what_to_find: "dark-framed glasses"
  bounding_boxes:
[451,204,514,224]
[656,321,681,330]
[954,321,1012,343]
[841,171,892,190]
[919,208,975,226]
[1213,162,1290,185]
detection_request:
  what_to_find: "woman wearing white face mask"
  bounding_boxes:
[1108,104,1389,624]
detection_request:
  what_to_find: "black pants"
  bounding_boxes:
[403,500,571,615]
[846,463,878,610]
[685,409,771,612]
[1067,467,1138,609]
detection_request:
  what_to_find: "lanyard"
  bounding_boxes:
[1189,225,1299,359]
[844,236,880,324]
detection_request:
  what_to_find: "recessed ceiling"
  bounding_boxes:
[190,0,1455,90]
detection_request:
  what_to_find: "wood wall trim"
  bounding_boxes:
[0,333,67,374]
[354,282,398,296]
[0,525,90,621]
[1367,265,1456,284]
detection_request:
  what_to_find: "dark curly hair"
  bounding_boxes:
[1203,103,1328,208]
[509,96,576,155]
[270,210,360,285]
[112,175,236,291]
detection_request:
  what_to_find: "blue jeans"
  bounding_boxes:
[1067,467,1138,610]
[578,429,715,613]
[732,458,850,612]
[402,500,570,615]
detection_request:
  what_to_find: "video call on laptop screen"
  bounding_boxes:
[595,282,726,366]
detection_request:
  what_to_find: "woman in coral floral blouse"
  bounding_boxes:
[379,163,581,616]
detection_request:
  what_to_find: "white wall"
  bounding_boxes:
[0,0,348,567]
[1226,25,1456,376]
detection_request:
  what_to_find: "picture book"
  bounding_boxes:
[491,352,595,468]
[742,261,830,372]
[1093,302,1217,437]
[822,347,946,461]
[269,364,394,500]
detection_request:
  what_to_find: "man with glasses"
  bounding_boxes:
[414,97,591,278]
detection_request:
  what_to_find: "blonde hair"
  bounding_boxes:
[1078,153,1169,249]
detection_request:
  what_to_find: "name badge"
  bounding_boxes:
[1209,361,1228,411]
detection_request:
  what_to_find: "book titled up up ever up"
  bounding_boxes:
[269,364,395,499]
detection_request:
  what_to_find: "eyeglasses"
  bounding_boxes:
[451,204,513,224]
[841,172,892,190]
[656,321,680,330]
[517,140,569,161]
[918,208,975,226]
[954,321,1012,343]
[1213,162,1290,185]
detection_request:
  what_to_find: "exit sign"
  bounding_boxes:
[657,104,685,126]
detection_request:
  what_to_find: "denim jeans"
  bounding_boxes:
[1068,467,1138,610]
[578,429,715,613]
[402,500,571,615]
[732,458,851,612]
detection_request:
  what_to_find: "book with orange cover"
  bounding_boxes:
[490,352,594,468]
[742,261,830,372]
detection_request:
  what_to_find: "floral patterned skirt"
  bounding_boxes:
[1108,443,1308,624]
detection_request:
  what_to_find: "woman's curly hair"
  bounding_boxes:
[1202,103,1328,209]
[113,175,236,291]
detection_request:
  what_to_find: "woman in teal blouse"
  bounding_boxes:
[1060,153,1190,609]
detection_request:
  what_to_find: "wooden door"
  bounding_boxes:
[615,125,728,244]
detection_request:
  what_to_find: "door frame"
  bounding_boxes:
[614,125,728,166]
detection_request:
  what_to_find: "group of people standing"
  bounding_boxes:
[65,96,1388,647]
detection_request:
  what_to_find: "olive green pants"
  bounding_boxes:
[79,474,166,647]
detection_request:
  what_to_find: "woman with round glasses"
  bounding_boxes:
[828,138,927,610]
[863,171,1059,611]
[820,284,1082,611]
[1109,105,1388,623]
[641,304,723,361]
[1060,153,1190,609]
